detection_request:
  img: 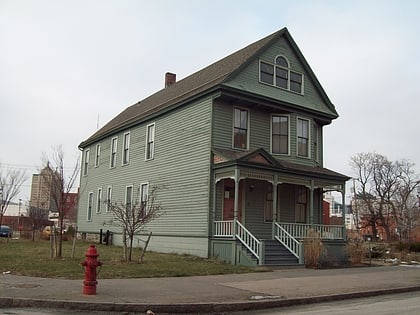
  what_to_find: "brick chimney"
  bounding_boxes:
[165,72,176,88]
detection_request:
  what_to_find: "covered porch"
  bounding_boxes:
[210,149,349,266]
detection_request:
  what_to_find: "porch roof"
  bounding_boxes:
[212,148,350,182]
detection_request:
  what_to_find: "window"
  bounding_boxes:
[140,183,149,214]
[83,149,90,176]
[110,137,118,168]
[295,186,307,223]
[94,144,101,167]
[125,186,133,212]
[297,118,310,157]
[96,188,102,213]
[259,55,303,94]
[272,115,289,154]
[87,192,93,221]
[233,108,248,149]
[106,186,112,212]
[145,123,155,160]
[122,132,130,165]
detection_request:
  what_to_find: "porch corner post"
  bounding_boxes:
[271,174,278,239]
[341,183,347,239]
[233,168,240,236]
[309,180,314,226]
[211,174,217,237]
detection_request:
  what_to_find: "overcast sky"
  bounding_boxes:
[1,0,419,203]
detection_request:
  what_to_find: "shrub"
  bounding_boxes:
[347,239,365,265]
[303,229,325,268]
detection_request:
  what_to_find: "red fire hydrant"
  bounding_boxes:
[81,244,102,295]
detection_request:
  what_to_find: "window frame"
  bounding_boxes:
[87,192,93,221]
[125,185,133,212]
[140,182,149,215]
[110,137,118,168]
[122,132,130,166]
[297,117,310,158]
[105,186,112,212]
[145,123,155,160]
[83,149,90,176]
[232,107,249,150]
[96,187,102,213]
[259,55,304,95]
[94,144,101,167]
[271,114,290,155]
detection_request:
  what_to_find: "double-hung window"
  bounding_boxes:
[272,115,289,154]
[96,188,102,213]
[145,123,155,160]
[105,186,112,212]
[233,108,248,150]
[94,144,101,167]
[140,183,149,215]
[110,137,118,168]
[83,149,89,176]
[297,118,310,157]
[125,186,133,212]
[122,132,130,165]
[87,192,93,221]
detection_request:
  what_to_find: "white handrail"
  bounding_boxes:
[274,222,302,261]
[235,221,260,260]
[213,220,234,237]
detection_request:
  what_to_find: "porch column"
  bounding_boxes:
[271,175,278,239]
[341,184,346,238]
[309,180,314,225]
[233,168,240,223]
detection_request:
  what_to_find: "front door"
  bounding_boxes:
[223,179,242,221]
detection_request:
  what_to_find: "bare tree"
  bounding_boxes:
[41,146,79,258]
[350,152,420,241]
[27,205,49,241]
[106,185,162,262]
[0,163,26,232]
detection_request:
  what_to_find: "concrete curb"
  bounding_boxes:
[1,286,420,313]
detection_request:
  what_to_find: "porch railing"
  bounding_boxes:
[213,220,260,261]
[274,222,303,263]
[278,222,344,240]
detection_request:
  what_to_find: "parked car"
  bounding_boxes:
[41,226,66,239]
[0,225,13,238]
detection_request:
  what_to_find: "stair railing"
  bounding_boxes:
[274,222,303,264]
[235,220,261,261]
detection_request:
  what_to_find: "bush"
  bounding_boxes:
[303,229,325,268]
[348,239,365,265]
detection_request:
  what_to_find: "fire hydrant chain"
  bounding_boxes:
[81,244,102,295]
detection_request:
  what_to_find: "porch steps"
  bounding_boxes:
[263,240,300,267]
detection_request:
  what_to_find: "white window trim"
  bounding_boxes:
[145,123,155,161]
[270,114,290,156]
[83,149,90,176]
[232,107,250,150]
[96,188,102,213]
[110,137,118,168]
[94,144,101,167]
[259,56,304,95]
[87,192,94,221]
[122,132,130,166]
[297,117,311,159]
[105,186,112,212]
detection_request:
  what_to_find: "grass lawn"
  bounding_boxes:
[0,238,257,279]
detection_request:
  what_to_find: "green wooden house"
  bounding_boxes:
[77,28,350,266]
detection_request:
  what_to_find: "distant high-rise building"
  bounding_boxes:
[29,166,58,212]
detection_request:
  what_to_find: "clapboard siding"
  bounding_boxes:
[78,98,213,243]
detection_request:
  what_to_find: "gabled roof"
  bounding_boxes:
[80,28,337,148]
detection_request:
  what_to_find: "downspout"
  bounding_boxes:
[271,174,278,239]
[309,180,314,226]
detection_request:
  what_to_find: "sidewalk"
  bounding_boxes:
[1,265,420,313]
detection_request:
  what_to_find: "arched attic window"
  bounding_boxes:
[259,55,304,94]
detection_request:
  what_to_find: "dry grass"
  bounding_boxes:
[0,238,256,279]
